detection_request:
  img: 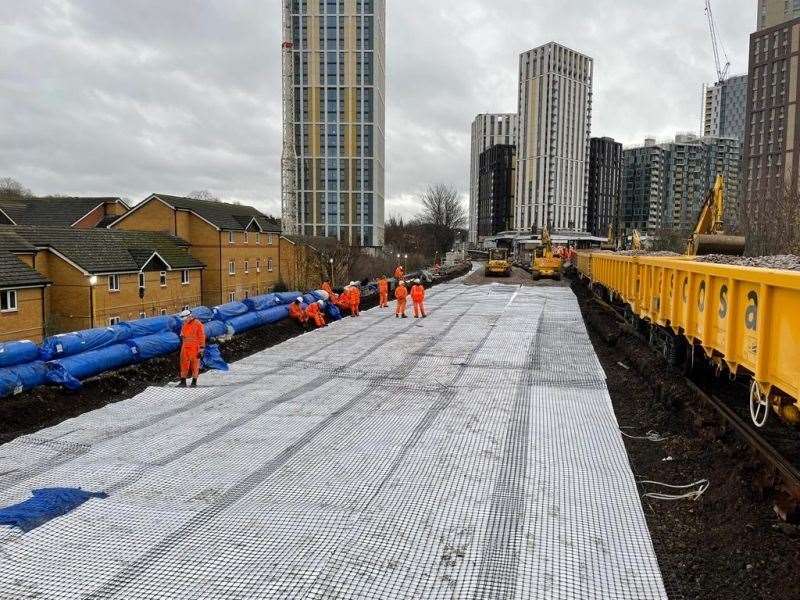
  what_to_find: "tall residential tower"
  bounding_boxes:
[757,0,800,30]
[286,0,386,247]
[515,42,593,232]
[702,74,748,140]
[468,114,517,243]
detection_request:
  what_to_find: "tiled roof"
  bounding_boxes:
[140,194,280,232]
[0,197,126,227]
[6,226,205,274]
[0,251,50,288]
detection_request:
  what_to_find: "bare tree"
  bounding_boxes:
[741,183,800,256]
[0,177,31,198]
[187,190,219,202]
[417,184,467,256]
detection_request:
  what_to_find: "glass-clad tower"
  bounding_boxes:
[289,0,385,247]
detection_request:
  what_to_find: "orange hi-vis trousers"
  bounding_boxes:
[396,297,407,316]
[379,291,389,307]
[180,347,201,379]
[413,301,426,317]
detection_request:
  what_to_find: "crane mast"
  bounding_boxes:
[281,0,299,235]
[705,0,730,84]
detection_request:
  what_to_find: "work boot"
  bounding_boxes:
[402,314,407,319]
[396,314,399,318]
[178,379,187,388]
[414,315,419,318]
[422,314,427,318]
[190,379,198,388]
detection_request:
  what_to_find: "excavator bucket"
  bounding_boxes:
[693,234,746,256]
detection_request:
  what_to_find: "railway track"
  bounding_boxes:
[585,280,800,521]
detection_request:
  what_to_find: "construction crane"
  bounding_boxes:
[281,0,299,235]
[705,0,731,84]
[686,175,746,256]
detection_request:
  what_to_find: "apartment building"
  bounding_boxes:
[0,226,204,334]
[622,141,667,234]
[702,75,748,141]
[287,0,386,247]
[0,196,129,229]
[469,114,518,242]
[516,42,593,232]
[587,137,623,237]
[110,195,282,306]
[757,0,800,30]
[0,230,50,343]
[477,144,516,239]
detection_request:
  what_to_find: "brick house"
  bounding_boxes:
[0,230,51,342]
[0,196,130,229]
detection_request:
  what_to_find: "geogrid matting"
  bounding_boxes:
[0,282,668,599]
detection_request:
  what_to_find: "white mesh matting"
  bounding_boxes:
[0,282,668,599]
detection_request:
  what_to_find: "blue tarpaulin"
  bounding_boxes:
[0,340,39,368]
[0,488,108,532]
[273,292,304,305]
[243,294,280,312]
[39,327,128,361]
[213,301,249,321]
[225,312,264,335]
[201,345,229,372]
[126,332,181,361]
[190,306,215,323]
[45,344,137,390]
[204,320,228,340]
[0,362,48,398]
[325,304,343,322]
[123,315,181,337]
[257,305,290,324]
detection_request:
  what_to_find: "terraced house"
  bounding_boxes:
[0,195,129,228]
[0,226,205,334]
[0,230,51,342]
[110,194,281,306]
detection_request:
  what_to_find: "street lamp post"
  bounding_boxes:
[329,258,334,288]
[88,275,98,328]
[404,254,408,272]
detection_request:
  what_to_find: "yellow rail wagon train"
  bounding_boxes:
[579,251,800,429]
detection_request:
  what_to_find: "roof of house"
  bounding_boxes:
[0,251,50,288]
[114,194,281,232]
[0,197,128,227]
[5,226,205,275]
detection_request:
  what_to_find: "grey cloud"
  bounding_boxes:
[1,0,753,218]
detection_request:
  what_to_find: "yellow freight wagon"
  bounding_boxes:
[585,252,800,428]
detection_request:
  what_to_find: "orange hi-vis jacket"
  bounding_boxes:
[288,303,307,322]
[378,278,389,293]
[306,302,326,327]
[180,318,206,354]
[411,284,425,303]
[322,282,333,297]
[395,285,408,301]
[394,266,404,280]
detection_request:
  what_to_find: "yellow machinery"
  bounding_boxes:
[600,224,616,251]
[486,248,512,277]
[532,226,563,280]
[686,175,746,256]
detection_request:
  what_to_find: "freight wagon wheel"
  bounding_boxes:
[749,380,770,428]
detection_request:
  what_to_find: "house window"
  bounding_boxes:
[181,270,190,285]
[229,291,236,302]
[228,260,236,275]
[244,291,249,300]
[182,305,190,312]
[244,231,249,244]
[268,258,274,272]
[160,309,167,316]
[109,316,121,326]
[244,260,250,273]
[256,232,261,245]
[228,231,235,244]
[139,311,146,319]
[0,290,17,312]
[108,275,120,292]
[138,273,145,289]
[256,259,261,273]
[268,233,274,245]
[160,271,167,287]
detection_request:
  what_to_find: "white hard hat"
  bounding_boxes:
[398,279,406,285]
[295,297,303,303]
[317,300,324,307]
[350,281,357,286]
[415,279,421,284]
[179,309,191,319]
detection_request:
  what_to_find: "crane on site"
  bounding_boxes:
[705,0,731,84]
[281,0,298,235]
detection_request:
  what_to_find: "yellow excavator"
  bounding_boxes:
[532,226,563,280]
[486,248,512,277]
[686,175,746,256]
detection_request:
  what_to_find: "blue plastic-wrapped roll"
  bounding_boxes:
[225,312,265,335]
[45,344,137,391]
[0,340,40,368]
[125,315,180,337]
[243,294,280,312]
[190,306,215,323]
[204,320,227,340]
[126,332,181,361]
[213,301,249,321]
[0,362,48,398]
[201,345,229,372]
[302,293,319,306]
[39,327,129,361]
[325,304,343,322]
[257,306,289,324]
[273,292,303,305]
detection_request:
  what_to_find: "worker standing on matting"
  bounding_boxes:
[410,279,427,319]
[178,309,206,388]
[395,280,408,318]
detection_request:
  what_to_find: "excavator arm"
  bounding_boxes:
[686,175,745,256]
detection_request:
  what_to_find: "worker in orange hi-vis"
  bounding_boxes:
[288,297,309,328]
[378,275,389,308]
[321,280,337,302]
[410,278,427,319]
[394,265,404,281]
[306,300,327,328]
[178,309,206,388]
[336,285,352,315]
[395,280,408,318]
[349,281,361,317]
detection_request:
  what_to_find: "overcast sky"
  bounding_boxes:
[0,0,754,218]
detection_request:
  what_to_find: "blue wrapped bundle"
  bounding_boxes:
[325,304,343,322]
[273,292,303,305]
[213,301,249,321]
[45,344,137,391]
[225,312,265,335]
[302,293,319,306]
[257,305,289,324]
[243,294,280,312]
[204,320,228,340]
[0,362,48,398]
[201,345,229,372]
[39,327,129,361]
[190,306,215,323]
[0,340,40,368]
[125,315,180,337]
[126,332,181,361]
